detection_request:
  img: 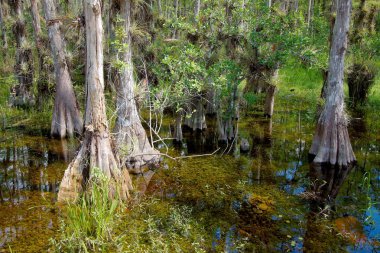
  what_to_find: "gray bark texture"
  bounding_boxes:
[58,0,132,202]
[194,0,200,18]
[113,0,160,170]
[43,0,83,138]
[309,0,356,166]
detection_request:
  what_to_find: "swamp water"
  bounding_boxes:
[0,105,379,252]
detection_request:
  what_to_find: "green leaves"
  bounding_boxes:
[152,41,207,110]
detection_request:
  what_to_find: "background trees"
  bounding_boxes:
[0,0,378,197]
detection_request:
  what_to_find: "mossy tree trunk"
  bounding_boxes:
[309,0,355,167]
[58,0,132,202]
[194,0,200,18]
[43,0,83,138]
[31,0,51,109]
[0,0,7,49]
[113,0,160,170]
[10,0,34,107]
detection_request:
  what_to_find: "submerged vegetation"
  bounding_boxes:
[0,0,379,252]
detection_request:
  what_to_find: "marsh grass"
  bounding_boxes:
[50,168,210,253]
[50,168,125,253]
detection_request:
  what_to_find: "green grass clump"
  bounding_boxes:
[50,168,210,253]
[50,168,124,253]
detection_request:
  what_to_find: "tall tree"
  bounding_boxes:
[309,0,355,166]
[113,0,160,170]
[58,0,131,202]
[43,0,83,138]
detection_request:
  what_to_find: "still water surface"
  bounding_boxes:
[0,108,379,252]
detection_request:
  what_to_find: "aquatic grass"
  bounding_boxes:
[50,168,210,253]
[121,199,209,253]
[50,168,125,253]
[361,172,380,226]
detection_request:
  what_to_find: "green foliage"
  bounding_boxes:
[208,59,243,117]
[152,40,207,111]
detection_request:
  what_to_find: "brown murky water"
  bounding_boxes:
[0,105,379,252]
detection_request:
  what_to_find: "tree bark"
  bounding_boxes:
[194,0,200,18]
[264,84,277,118]
[10,0,34,107]
[58,0,132,202]
[157,0,162,16]
[309,0,355,166]
[307,0,314,27]
[113,0,160,170]
[173,111,183,142]
[0,0,7,49]
[31,0,50,109]
[43,0,83,138]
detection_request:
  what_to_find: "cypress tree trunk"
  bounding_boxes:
[309,0,355,166]
[0,0,7,49]
[264,84,277,118]
[113,0,160,170]
[10,0,34,107]
[174,111,183,142]
[307,0,314,27]
[31,0,50,109]
[43,0,83,138]
[58,0,131,202]
[194,0,200,18]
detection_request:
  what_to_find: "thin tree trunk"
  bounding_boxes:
[58,0,132,202]
[0,0,7,49]
[157,0,162,16]
[172,0,179,38]
[310,0,355,166]
[31,0,50,109]
[43,0,83,138]
[194,0,201,18]
[113,0,160,170]
[10,0,34,107]
[174,111,183,142]
[264,84,277,118]
[307,0,314,27]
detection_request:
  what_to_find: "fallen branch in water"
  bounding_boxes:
[130,148,221,161]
